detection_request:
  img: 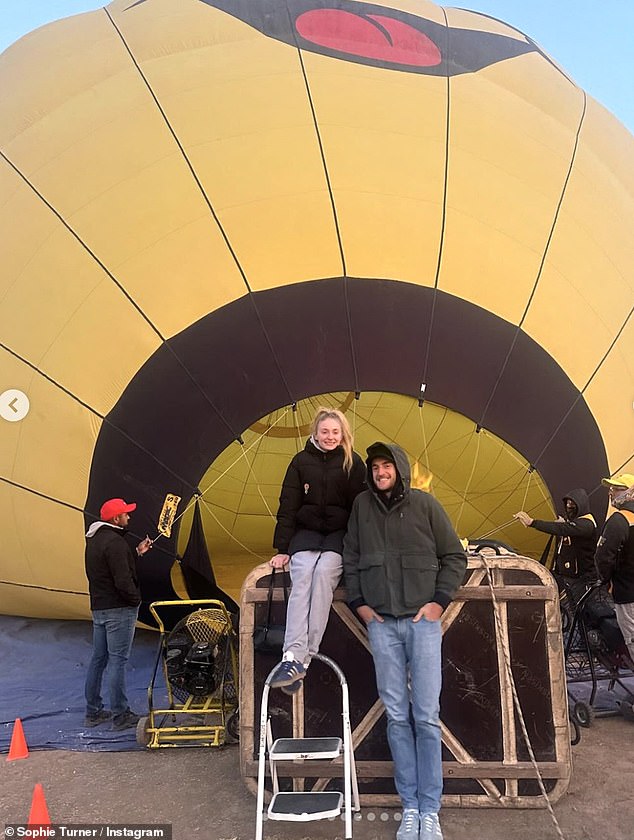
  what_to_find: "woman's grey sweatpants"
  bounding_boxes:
[283,549,342,665]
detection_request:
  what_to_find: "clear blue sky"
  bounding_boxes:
[1,0,633,133]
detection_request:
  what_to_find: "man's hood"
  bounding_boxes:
[562,488,590,517]
[365,441,411,494]
[85,521,122,538]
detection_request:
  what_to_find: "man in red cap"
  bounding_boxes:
[84,498,153,730]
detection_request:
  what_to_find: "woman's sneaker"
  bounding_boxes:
[419,812,443,840]
[396,809,419,839]
[281,679,303,696]
[270,659,306,688]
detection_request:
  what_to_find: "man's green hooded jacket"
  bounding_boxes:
[343,441,467,617]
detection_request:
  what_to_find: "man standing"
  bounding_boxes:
[514,488,597,582]
[343,443,467,840]
[595,474,634,662]
[84,498,153,731]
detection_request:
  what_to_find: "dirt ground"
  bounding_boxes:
[1,714,632,840]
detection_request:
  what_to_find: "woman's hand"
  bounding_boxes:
[270,553,290,569]
[514,511,533,527]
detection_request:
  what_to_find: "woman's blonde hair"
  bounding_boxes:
[310,407,354,473]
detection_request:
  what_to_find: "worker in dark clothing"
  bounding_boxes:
[84,498,153,730]
[514,488,597,581]
[595,474,634,662]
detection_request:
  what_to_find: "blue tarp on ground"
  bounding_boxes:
[567,679,634,711]
[2,613,632,753]
[0,614,162,752]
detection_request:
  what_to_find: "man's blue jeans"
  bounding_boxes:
[367,616,443,813]
[85,606,139,716]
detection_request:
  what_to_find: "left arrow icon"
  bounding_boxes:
[0,390,30,422]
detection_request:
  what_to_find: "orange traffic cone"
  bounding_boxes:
[28,783,51,826]
[6,718,29,761]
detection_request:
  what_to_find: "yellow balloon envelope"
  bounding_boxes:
[0,0,632,618]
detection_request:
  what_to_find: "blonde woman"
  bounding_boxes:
[269,407,366,692]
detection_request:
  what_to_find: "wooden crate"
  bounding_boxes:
[239,554,571,807]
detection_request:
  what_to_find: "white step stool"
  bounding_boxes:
[254,653,360,839]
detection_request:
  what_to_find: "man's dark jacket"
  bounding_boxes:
[273,439,366,555]
[595,501,634,604]
[85,523,141,610]
[530,488,597,579]
[343,442,467,617]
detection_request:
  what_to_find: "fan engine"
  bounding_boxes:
[164,607,235,702]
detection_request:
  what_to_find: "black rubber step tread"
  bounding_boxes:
[270,737,341,758]
[268,791,343,819]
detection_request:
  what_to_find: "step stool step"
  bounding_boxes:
[270,737,342,760]
[268,791,343,821]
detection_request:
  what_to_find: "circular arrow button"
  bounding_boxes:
[0,389,30,422]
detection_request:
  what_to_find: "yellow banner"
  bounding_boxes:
[157,493,181,538]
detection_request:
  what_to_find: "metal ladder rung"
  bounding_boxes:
[270,736,342,760]
[268,791,343,821]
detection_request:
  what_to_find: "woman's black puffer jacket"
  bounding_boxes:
[273,439,366,556]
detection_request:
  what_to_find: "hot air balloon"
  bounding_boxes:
[1,0,632,621]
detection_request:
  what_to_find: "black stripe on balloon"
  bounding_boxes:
[587,451,634,502]
[104,8,251,297]
[535,302,634,470]
[284,2,360,393]
[106,8,297,410]
[476,89,587,432]
[0,579,88,596]
[582,305,634,392]
[520,92,587,327]
[2,148,240,443]
[463,9,576,85]
[422,6,450,390]
[433,5,451,292]
[0,341,199,498]
[102,9,292,432]
[0,151,163,340]
[287,5,346,278]
[0,475,84,513]
[85,277,610,611]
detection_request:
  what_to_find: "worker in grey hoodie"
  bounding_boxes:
[84,498,152,731]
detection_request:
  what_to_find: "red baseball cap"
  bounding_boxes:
[100,498,137,521]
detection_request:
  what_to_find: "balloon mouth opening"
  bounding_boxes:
[175,391,555,601]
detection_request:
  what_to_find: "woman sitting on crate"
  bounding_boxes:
[268,407,366,693]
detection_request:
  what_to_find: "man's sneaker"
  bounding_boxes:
[270,660,306,688]
[84,709,112,727]
[112,709,140,731]
[419,812,443,840]
[396,809,419,840]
